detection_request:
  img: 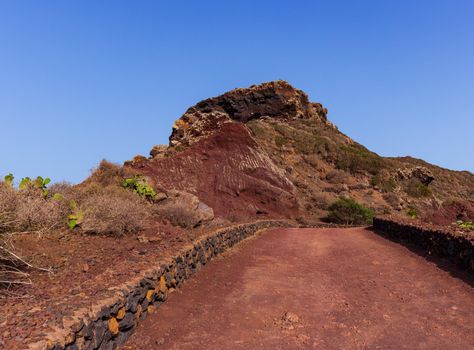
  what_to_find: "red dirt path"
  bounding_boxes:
[123,227,474,350]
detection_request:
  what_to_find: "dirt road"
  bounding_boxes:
[123,227,474,349]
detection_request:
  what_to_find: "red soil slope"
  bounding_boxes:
[425,199,474,225]
[133,123,298,220]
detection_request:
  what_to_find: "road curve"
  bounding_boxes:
[123,227,474,349]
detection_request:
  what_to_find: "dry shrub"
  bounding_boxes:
[325,169,349,184]
[383,192,401,209]
[0,183,18,233]
[1,183,64,233]
[311,192,333,210]
[88,159,133,187]
[81,188,150,235]
[15,191,64,233]
[156,205,198,228]
[152,191,214,229]
[405,178,431,198]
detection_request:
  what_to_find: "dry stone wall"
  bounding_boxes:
[32,221,291,350]
[373,217,474,272]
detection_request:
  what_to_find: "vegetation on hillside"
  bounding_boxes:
[0,160,156,237]
[324,197,374,225]
[458,221,474,230]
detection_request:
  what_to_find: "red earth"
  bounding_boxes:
[133,123,298,220]
[123,227,474,350]
[424,199,474,225]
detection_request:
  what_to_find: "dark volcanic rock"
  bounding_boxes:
[169,80,329,147]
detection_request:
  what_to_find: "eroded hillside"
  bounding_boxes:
[127,80,474,224]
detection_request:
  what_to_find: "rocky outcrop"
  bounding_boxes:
[395,166,435,186]
[169,80,329,147]
[149,145,168,159]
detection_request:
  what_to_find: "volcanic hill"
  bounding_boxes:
[126,81,474,225]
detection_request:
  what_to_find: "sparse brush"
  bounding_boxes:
[14,191,64,233]
[0,237,31,293]
[325,170,349,184]
[311,192,333,210]
[336,144,385,175]
[80,188,150,235]
[405,178,431,198]
[382,192,401,209]
[0,183,18,233]
[88,159,133,187]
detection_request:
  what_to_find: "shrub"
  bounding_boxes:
[382,192,401,209]
[0,183,18,233]
[311,192,333,210]
[19,176,51,198]
[1,181,65,233]
[406,207,418,219]
[88,159,132,187]
[247,120,268,139]
[274,135,287,148]
[458,221,474,230]
[122,176,156,200]
[370,173,396,192]
[325,170,349,184]
[336,144,385,175]
[324,197,374,225]
[3,173,14,187]
[14,191,64,232]
[405,178,431,198]
[80,189,149,235]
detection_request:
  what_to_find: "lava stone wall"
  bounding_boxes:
[373,217,474,272]
[40,221,289,350]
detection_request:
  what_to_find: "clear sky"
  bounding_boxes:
[0,1,473,184]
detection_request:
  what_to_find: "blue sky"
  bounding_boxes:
[0,1,473,183]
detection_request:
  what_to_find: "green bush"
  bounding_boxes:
[324,197,374,225]
[3,173,14,187]
[458,221,474,230]
[406,207,418,219]
[122,176,156,200]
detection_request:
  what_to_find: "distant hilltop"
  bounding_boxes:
[123,80,474,225]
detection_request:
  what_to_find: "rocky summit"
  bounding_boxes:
[127,80,474,224]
